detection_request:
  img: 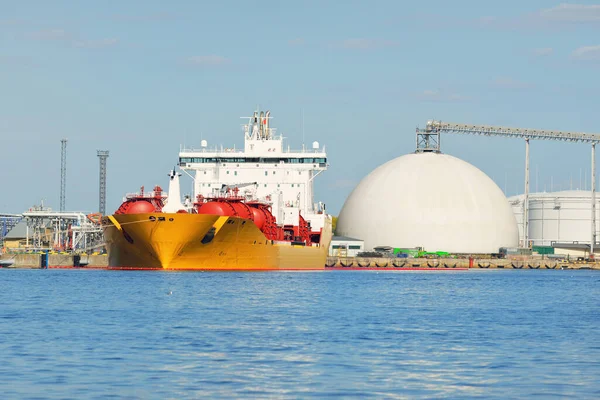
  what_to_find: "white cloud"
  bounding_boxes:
[537,3,600,23]
[28,28,70,40]
[73,38,119,49]
[0,19,25,26]
[332,179,357,189]
[187,55,230,66]
[492,77,535,90]
[472,4,600,30]
[0,55,37,67]
[339,38,399,50]
[27,29,119,49]
[111,12,176,22]
[572,45,600,60]
[417,89,469,103]
[533,47,554,57]
[288,38,305,46]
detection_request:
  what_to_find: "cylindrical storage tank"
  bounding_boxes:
[509,197,524,246]
[337,152,519,253]
[508,190,600,247]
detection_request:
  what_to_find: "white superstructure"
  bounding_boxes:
[509,191,600,247]
[178,109,328,231]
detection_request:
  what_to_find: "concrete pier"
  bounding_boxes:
[1,254,598,270]
[0,253,109,269]
[325,256,600,270]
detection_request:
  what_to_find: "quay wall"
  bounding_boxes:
[0,254,109,269]
[325,257,600,270]
[1,254,599,270]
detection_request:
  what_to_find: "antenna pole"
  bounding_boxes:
[97,150,110,215]
[592,143,596,257]
[524,138,530,248]
[60,139,67,212]
[302,108,305,149]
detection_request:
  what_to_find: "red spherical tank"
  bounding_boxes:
[125,200,156,214]
[230,202,253,220]
[197,201,234,216]
[250,207,266,230]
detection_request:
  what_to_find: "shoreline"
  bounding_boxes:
[1,253,599,270]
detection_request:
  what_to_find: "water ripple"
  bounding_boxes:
[0,269,599,398]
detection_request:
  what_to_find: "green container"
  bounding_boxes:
[393,248,420,257]
[532,246,554,255]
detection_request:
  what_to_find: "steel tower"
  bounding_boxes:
[60,139,67,212]
[97,150,109,215]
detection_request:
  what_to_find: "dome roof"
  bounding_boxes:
[336,152,519,253]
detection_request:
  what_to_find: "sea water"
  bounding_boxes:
[0,269,599,399]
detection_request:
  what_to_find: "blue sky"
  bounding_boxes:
[1,1,600,215]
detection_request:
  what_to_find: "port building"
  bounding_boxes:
[328,236,364,257]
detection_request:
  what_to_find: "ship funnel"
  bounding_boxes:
[162,169,185,213]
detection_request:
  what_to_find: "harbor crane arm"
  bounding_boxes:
[219,182,258,193]
[417,120,599,254]
[420,120,600,143]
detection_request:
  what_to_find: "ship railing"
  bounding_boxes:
[123,191,167,200]
[179,146,327,155]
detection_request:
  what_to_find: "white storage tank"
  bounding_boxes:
[337,152,519,253]
[508,190,600,247]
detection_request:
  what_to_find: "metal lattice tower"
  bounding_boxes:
[60,139,67,212]
[415,122,440,153]
[97,150,109,215]
[418,120,600,252]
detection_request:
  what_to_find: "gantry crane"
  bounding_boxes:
[416,121,600,254]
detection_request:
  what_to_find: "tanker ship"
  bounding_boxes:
[102,109,332,270]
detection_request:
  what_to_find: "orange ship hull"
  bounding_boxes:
[102,213,332,271]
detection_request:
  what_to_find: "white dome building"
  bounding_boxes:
[336,152,519,253]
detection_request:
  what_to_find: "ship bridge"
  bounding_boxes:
[178,109,329,230]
